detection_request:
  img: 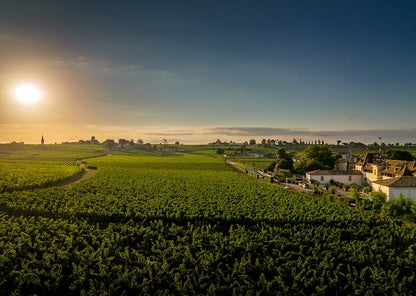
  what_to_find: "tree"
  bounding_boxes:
[385,150,414,161]
[277,148,288,160]
[266,161,276,172]
[303,145,335,169]
[102,139,116,150]
[261,139,267,147]
[294,158,323,174]
[216,148,225,155]
[337,140,342,146]
[351,189,361,201]
[118,139,129,148]
[386,194,413,216]
[137,139,143,145]
[276,159,293,170]
[249,139,256,146]
[276,169,292,180]
[275,148,293,171]
[369,191,387,210]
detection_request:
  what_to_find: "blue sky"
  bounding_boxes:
[1,0,415,144]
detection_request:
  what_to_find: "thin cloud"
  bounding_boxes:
[52,56,141,77]
[145,131,196,137]
[343,113,357,120]
[204,126,416,138]
[204,127,312,136]
[0,124,21,128]
[0,33,30,43]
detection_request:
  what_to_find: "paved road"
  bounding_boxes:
[226,160,271,179]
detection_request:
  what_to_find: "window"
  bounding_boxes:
[348,176,352,181]
[320,176,324,181]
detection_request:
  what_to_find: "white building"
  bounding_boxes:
[306,170,363,185]
[372,176,416,201]
[308,153,416,201]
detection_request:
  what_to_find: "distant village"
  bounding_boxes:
[8,135,416,201]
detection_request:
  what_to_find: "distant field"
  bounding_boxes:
[0,143,106,160]
[229,157,275,170]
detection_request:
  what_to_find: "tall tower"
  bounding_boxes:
[41,136,44,145]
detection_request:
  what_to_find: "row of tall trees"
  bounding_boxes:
[249,139,327,147]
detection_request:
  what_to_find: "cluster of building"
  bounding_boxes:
[62,136,100,145]
[306,153,416,201]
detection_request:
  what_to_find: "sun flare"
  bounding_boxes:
[13,83,43,105]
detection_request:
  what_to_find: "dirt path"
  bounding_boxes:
[60,161,97,186]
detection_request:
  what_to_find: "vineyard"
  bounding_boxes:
[0,160,83,192]
[0,145,415,295]
[0,145,105,193]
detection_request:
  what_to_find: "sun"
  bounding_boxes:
[13,83,43,105]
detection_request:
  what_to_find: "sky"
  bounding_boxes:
[1,0,415,144]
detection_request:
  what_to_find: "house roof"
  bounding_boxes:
[373,176,416,187]
[363,163,373,171]
[356,153,380,166]
[376,160,416,176]
[307,170,362,176]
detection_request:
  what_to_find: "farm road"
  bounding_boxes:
[61,161,97,186]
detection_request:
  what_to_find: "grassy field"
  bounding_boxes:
[0,143,106,160]
[0,145,415,294]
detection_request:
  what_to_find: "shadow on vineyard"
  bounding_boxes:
[0,201,390,233]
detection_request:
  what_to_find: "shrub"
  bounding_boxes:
[216,148,225,155]
[369,191,387,210]
[386,194,413,217]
